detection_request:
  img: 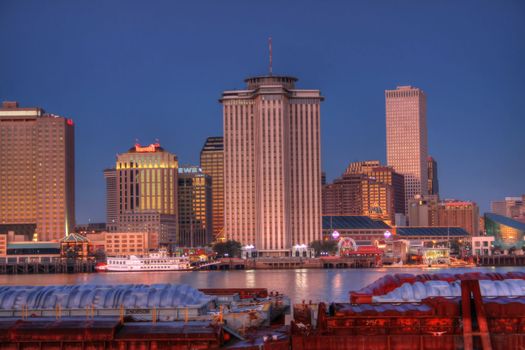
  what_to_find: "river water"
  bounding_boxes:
[0,266,522,303]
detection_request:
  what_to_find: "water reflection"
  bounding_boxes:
[0,266,521,303]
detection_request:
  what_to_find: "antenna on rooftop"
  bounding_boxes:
[268,37,273,76]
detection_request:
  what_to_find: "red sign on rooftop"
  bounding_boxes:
[135,143,160,153]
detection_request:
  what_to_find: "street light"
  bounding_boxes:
[243,244,255,259]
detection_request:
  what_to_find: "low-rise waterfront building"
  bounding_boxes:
[392,226,470,241]
[484,213,525,251]
[472,236,495,256]
[322,215,392,244]
[86,231,155,256]
[0,232,61,263]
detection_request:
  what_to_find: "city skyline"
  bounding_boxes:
[1,1,524,223]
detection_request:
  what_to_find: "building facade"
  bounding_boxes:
[345,161,405,221]
[222,75,323,255]
[427,156,439,196]
[200,137,224,240]
[484,213,525,250]
[322,216,392,244]
[0,101,75,241]
[322,174,365,216]
[323,161,404,223]
[408,194,439,227]
[437,200,479,235]
[104,168,117,231]
[386,86,428,213]
[178,166,212,247]
[113,143,178,245]
[103,232,152,256]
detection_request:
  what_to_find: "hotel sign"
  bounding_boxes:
[135,143,160,153]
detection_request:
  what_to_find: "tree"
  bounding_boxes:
[213,240,242,258]
[310,240,338,257]
[94,248,106,263]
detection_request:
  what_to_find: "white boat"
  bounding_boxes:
[96,250,193,272]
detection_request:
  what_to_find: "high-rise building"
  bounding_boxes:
[386,86,428,213]
[427,156,439,196]
[114,143,178,245]
[345,160,381,175]
[345,161,405,218]
[222,75,323,255]
[0,101,75,241]
[200,137,224,240]
[437,200,479,235]
[322,173,365,216]
[178,166,212,247]
[103,168,117,231]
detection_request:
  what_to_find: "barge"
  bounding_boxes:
[292,271,525,350]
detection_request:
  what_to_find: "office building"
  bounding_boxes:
[322,161,404,223]
[178,166,212,247]
[200,137,224,240]
[222,75,323,255]
[345,161,405,220]
[427,156,439,196]
[322,173,365,216]
[437,200,479,235]
[386,86,428,213]
[408,194,439,227]
[0,101,75,241]
[113,143,178,245]
[103,168,117,231]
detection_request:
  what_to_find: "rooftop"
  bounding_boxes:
[485,213,525,231]
[7,242,60,249]
[128,143,165,153]
[323,216,391,230]
[61,232,89,243]
[395,227,469,237]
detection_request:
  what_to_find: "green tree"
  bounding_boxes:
[309,240,338,257]
[213,240,242,258]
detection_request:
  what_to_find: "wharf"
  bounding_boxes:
[0,260,95,274]
[198,256,380,270]
[475,254,525,266]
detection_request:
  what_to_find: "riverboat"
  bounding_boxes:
[95,249,192,272]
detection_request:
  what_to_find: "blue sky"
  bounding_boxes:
[1,0,524,223]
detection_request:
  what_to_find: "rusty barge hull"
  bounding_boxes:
[0,318,223,349]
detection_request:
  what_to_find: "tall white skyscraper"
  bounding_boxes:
[221,75,323,256]
[386,86,428,213]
